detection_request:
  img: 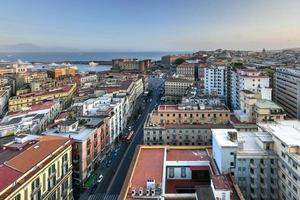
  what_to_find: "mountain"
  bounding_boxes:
[0,43,79,52]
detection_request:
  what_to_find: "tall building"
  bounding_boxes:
[176,62,200,81]
[259,120,300,200]
[212,129,278,200]
[204,65,226,97]
[0,134,73,200]
[273,67,300,119]
[164,78,194,100]
[229,68,270,110]
[120,145,244,200]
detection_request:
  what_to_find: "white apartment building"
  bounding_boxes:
[212,129,279,200]
[230,68,270,110]
[204,65,226,97]
[259,121,300,200]
[274,67,300,119]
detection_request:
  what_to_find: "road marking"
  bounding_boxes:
[106,94,157,193]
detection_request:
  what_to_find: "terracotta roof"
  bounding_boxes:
[5,136,70,173]
[0,165,22,191]
[166,149,210,161]
[130,148,164,189]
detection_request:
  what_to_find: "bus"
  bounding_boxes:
[126,131,134,142]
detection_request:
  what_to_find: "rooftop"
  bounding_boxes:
[212,129,239,147]
[255,99,283,109]
[258,120,300,147]
[166,149,210,161]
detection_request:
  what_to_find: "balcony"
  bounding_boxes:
[250,162,257,168]
[261,193,268,199]
[250,173,257,179]
[271,182,277,189]
[271,192,277,199]
[261,182,268,189]
[250,182,257,189]
[260,173,267,179]
[271,163,277,168]
[250,193,257,199]
[260,163,267,168]
[270,173,277,179]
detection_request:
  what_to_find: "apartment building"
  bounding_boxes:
[45,117,110,188]
[143,104,231,145]
[120,145,244,200]
[0,60,32,75]
[0,134,73,200]
[22,71,49,83]
[74,73,98,87]
[273,67,300,119]
[212,129,278,200]
[229,68,270,110]
[112,59,151,73]
[259,121,300,200]
[176,62,199,81]
[8,83,76,112]
[234,90,285,123]
[164,78,194,98]
[0,101,61,137]
[204,65,226,97]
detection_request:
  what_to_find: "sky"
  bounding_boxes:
[0,0,300,51]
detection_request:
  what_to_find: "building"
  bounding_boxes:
[273,67,300,119]
[212,129,278,200]
[0,134,73,200]
[0,60,33,75]
[161,54,192,66]
[0,101,61,137]
[259,120,300,200]
[176,62,200,81]
[48,67,77,79]
[164,78,194,99]
[8,83,76,112]
[143,104,231,145]
[204,65,227,97]
[234,90,285,123]
[120,145,244,200]
[22,71,49,83]
[229,68,270,110]
[112,59,151,73]
[0,91,8,116]
[45,117,110,188]
[74,73,98,87]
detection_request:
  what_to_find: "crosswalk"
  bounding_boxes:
[88,194,119,200]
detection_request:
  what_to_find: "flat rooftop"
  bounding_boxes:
[256,99,283,109]
[258,120,300,147]
[166,149,210,161]
[45,126,96,141]
[212,129,239,147]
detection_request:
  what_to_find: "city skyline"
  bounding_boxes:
[1,0,300,51]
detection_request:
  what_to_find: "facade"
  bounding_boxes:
[0,91,8,116]
[48,67,76,79]
[229,68,270,110]
[143,104,231,145]
[176,62,198,81]
[120,145,244,200]
[112,59,151,73]
[273,67,300,119]
[8,84,76,112]
[212,129,278,200]
[45,117,110,187]
[234,90,285,122]
[0,60,32,75]
[164,78,194,97]
[75,73,98,87]
[259,121,300,200]
[0,134,73,200]
[204,65,226,97]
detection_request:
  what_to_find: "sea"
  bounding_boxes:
[0,52,181,73]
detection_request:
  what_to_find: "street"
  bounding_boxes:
[82,77,164,200]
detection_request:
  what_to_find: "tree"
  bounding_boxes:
[173,58,185,65]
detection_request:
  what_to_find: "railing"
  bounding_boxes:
[250,162,257,168]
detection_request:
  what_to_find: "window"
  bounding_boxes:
[13,194,21,200]
[169,167,175,178]
[181,167,186,178]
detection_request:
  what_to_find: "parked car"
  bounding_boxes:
[97,174,103,183]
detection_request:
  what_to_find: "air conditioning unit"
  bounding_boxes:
[146,189,150,196]
[139,187,143,196]
[131,187,136,197]
[151,189,155,196]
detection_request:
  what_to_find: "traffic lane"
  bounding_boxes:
[107,93,158,194]
[94,142,128,194]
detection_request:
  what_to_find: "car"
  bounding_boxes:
[97,174,103,183]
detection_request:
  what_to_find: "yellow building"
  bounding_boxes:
[0,134,73,200]
[9,84,77,112]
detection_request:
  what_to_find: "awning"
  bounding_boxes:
[190,166,210,171]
